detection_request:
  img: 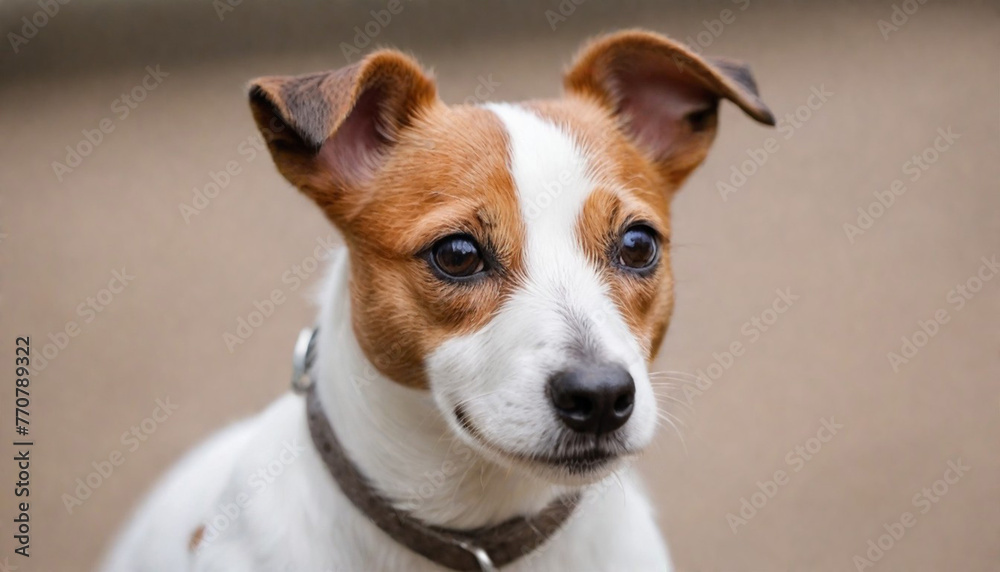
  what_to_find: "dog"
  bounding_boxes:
[102,29,773,572]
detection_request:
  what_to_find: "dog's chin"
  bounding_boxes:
[515,448,631,486]
[450,405,637,486]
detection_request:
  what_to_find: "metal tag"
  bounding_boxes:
[291,327,317,393]
[470,546,496,572]
[456,541,496,572]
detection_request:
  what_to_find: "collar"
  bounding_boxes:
[291,328,581,571]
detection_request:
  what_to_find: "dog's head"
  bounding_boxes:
[249,30,772,484]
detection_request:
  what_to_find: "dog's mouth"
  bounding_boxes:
[535,447,618,473]
[453,405,631,475]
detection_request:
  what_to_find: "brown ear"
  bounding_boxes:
[249,50,438,224]
[565,30,774,186]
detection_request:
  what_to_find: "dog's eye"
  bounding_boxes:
[617,225,659,271]
[431,235,486,279]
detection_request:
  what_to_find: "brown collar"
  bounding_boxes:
[294,328,581,571]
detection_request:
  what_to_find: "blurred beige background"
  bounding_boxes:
[1,1,998,570]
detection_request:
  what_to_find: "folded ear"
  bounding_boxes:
[565,30,774,187]
[249,50,438,224]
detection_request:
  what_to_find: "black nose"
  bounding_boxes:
[548,364,635,434]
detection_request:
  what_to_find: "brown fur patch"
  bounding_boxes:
[188,525,205,553]
[342,105,526,387]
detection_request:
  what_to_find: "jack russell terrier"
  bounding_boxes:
[103,29,773,572]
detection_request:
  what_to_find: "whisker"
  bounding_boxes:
[452,389,502,409]
[656,410,688,427]
[650,376,701,386]
[449,457,479,504]
[648,370,700,379]
[650,392,693,410]
[655,411,688,456]
[610,468,626,500]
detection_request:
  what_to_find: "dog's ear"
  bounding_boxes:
[249,50,438,224]
[565,30,774,187]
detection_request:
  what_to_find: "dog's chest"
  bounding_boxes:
[190,400,670,572]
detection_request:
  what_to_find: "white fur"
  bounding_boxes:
[427,104,657,484]
[102,106,671,571]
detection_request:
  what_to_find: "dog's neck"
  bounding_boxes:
[312,250,572,529]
